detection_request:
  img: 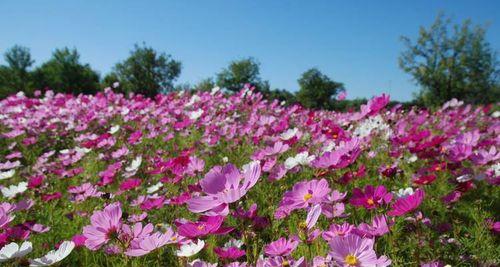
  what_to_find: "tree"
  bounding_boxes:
[32,48,100,94]
[0,45,34,98]
[106,44,181,97]
[216,57,269,92]
[195,78,216,92]
[399,14,499,106]
[296,68,345,109]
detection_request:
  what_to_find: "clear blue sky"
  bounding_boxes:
[0,1,499,101]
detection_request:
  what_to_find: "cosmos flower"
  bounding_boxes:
[264,237,299,256]
[275,179,331,218]
[176,239,205,257]
[83,202,123,250]
[1,182,28,198]
[125,229,177,257]
[329,235,391,266]
[0,241,32,262]
[213,246,246,260]
[387,189,425,216]
[177,215,233,238]
[187,161,261,215]
[29,241,75,266]
[349,185,392,209]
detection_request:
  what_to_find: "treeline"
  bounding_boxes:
[0,14,498,109]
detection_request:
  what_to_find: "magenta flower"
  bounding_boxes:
[177,216,233,238]
[367,93,390,115]
[83,202,123,250]
[119,178,142,191]
[349,185,392,209]
[329,235,391,266]
[213,246,246,260]
[187,161,261,214]
[387,189,425,216]
[264,236,299,256]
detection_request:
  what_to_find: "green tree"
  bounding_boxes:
[195,78,216,92]
[262,88,296,104]
[32,48,100,94]
[399,14,499,106]
[216,57,269,92]
[0,45,35,98]
[106,44,181,97]
[296,68,345,109]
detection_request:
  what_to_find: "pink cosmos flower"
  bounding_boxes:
[275,179,331,218]
[322,222,355,241]
[387,189,425,216]
[213,246,246,260]
[187,161,261,215]
[125,229,177,257]
[83,202,123,250]
[354,215,390,238]
[264,236,299,256]
[119,178,142,191]
[349,185,392,209]
[128,130,143,144]
[0,208,14,229]
[329,235,391,266]
[177,216,233,238]
[259,256,305,267]
[337,91,347,101]
[367,94,390,116]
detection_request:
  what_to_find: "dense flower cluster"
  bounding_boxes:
[0,86,498,266]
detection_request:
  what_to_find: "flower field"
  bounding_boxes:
[0,87,498,266]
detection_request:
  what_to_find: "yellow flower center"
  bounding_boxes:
[345,254,358,265]
[303,193,313,201]
[282,260,290,267]
[197,225,205,230]
[366,198,375,206]
[299,221,308,229]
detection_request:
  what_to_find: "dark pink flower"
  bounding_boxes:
[213,246,245,260]
[177,216,233,238]
[387,189,425,217]
[349,185,392,209]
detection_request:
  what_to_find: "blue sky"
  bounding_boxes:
[0,1,498,101]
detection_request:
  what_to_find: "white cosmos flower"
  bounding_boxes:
[186,95,201,107]
[284,151,315,170]
[125,156,142,173]
[176,239,205,257]
[210,86,221,95]
[0,241,32,262]
[222,157,229,163]
[189,109,204,120]
[395,187,414,198]
[406,154,418,163]
[108,125,120,134]
[147,182,163,194]
[29,241,75,266]
[456,174,472,183]
[224,239,244,249]
[280,128,298,140]
[0,169,15,180]
[74,147,91,154]
[1,182,28,198]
